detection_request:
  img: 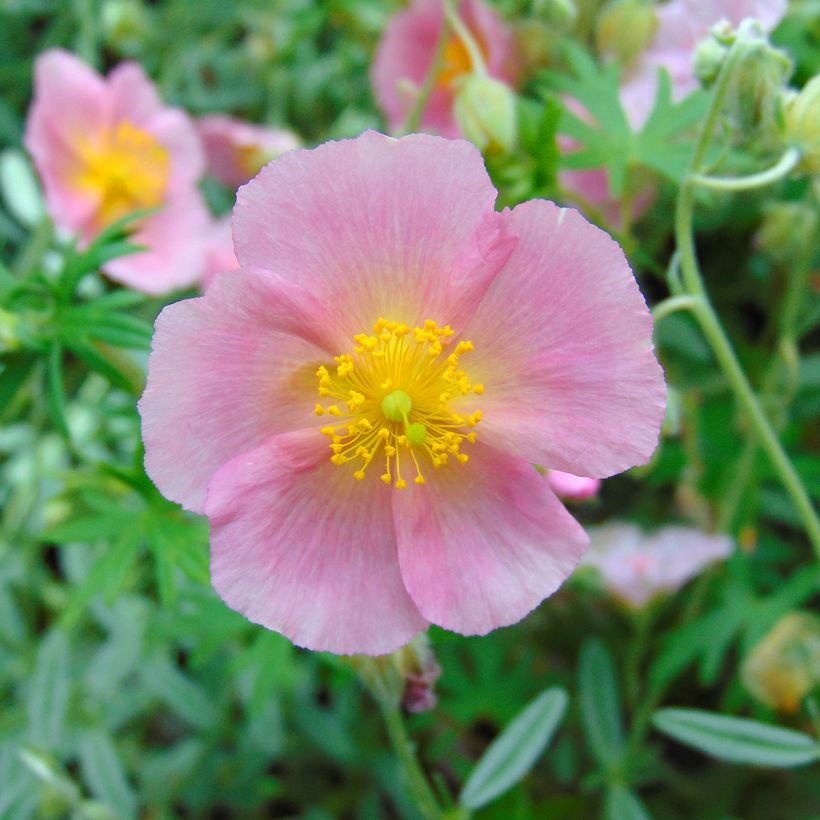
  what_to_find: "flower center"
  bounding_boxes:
[437,32,487,89]
[315,318,484,488]
[75,121,170,227]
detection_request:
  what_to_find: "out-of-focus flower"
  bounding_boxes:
[619,0,788,129]
[583,522,733,608]
[24,49,209,294]
[546,470,601,501]
[201,215,239,291]
[596,0,658,69]
[373,0,519,137]
[139,131,665,655]
[784,75,820,174]
[453,73,517,155]
[198,115,301,189]
[741,613,820,714]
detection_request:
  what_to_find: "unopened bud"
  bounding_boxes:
[785,75,820,174]
[741,612,820,713]
[532,0,578,30]
[453,74,517,156]
[694,35,730,88]
[101,0,149,55]
[595,0,657,68]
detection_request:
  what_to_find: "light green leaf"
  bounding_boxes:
[27,629,70,749]
[142,657,219,730]
[606,785,652,820]
[652,708,820,767]
[0,149,44,227]
[578,638,625,768]
[78,729,137,819]
[459,687,568,810]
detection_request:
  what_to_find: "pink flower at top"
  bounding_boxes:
[24,49,210,294]
[139,131,666,655]
[583,522,734,608]
[201,215,239,291]
[620,0,788,129]
[373,0,519,137]
[547,470,601,502]
[198,115,301,189]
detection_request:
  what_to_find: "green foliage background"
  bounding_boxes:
[0,0,818,817]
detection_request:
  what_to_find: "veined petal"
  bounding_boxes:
[393,444,588,635]
[206,429,428,655]
[463,200,666,479]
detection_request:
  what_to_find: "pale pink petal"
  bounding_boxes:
[104,190,210,294]
[144,108,205,191]
[201,214,239,291]
[392,444,588,635]
[206,429,427,655]
[547,470,601,501]
[462,200,666,478]
[139,267,338,512]
[107,61,165,124]
[24,49,108,234]
[233,131,514,346]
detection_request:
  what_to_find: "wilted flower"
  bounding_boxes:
[201,215,239,291]
[583,522,733,608]
[741,612,820,714]
[546,470,601,501]
[24,49,209,294]
[373,0,519,137]
[139,131,665,655]
[198,115,301,189]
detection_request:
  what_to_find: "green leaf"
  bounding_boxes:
[141,657,219,731]
[0,352,37,416]
[651,709,820,767]
[0,149,44,228]
[27,629,70,749]
[45,343,69,437]
[605,785,652,820]
[459,687,568,810]
[78,729,137,819]
[578,639,625,768]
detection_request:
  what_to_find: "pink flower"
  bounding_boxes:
[547,470,601,502]
[583,522,734,608]
[198,115,301,189]
[139,131,666,655]
[201,215,239,291]
[620,0,787,129]
[373,0,519,137]
[24,49,210,294]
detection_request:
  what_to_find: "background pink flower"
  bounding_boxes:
[583,522,734,608]
[201,215,240,290]
[198,114,301,188]
[139,131,665,655]
[372,0,519,137]
[25,49,210,294]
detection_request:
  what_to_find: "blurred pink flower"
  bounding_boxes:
[372,0,518,137]
[620,0,788,129]
[139,131,665,654]
[201,215,239,291]
[198,115,301,188]
[583,522,733,608]
[24,49,209,294]
[547,470,601,501]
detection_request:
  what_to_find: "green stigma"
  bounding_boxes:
[381,389,412,422]
[406,422,427,445]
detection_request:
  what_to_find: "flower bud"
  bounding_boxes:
[101,0,149,55]
[741,612,820,713]
[513,21,560,73]
[531,0,578,31]
[595,0,657,68]
[755,201,819,264]
[453,74,517,156]
[694,35,730,88]
[784,75,820,174]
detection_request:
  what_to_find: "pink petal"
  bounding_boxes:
[201,214,240,291]
[233,131,513,346]
[393,445,588,635]
[547,470,601,501]
[206,429,427,655]
[107,61,165,124]
[144,108,206,192]
[139,267,338,512]
[462,200,666,478]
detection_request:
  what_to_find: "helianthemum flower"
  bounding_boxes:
[139,131,666,655]
[373,0,518,137]
[24,49,209,294]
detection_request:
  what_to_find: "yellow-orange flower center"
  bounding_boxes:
[438,32,488,89]
[74,121,170,227]
[315,318,484,489]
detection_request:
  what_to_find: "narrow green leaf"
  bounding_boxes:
[578,639,625,768]
[78,729,137,819]
[142,657,219,730]
[652,708,820,767]
[27,629,70,749]
[68,338,136,391]
[606,785,652,820]
[459,687,568,810]
[45,343,69,437]
[0,352,37,416]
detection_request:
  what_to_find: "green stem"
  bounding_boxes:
[379,703,445,820]
[402,17,450,134]
[442,0,486,75]
[652,295,702,325]
[690,146,801,191]
[674,34,820,555]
